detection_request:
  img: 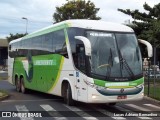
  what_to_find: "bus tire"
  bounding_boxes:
[108,103,116,106]
[62,82,67,103]
[15,76,21,92]
[66,83,74,106]
[20,77,27,94]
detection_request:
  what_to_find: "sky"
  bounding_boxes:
[0,0,160,38]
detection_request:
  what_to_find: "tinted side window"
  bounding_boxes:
[44,33,54,52]
[67,28,84,53]
[8,43,14,57]
[33,36,43,50]
[9,29,69,58]
[54,30,65,52]
[67,28,85,69]
[75,42,86,73]
[54,30,68,58]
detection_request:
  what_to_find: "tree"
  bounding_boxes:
[118,2,160,47]
[6,33,27,43]
[53,0,101,23]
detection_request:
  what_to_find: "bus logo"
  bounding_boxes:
[120,88,124,93]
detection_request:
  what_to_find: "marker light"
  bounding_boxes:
[92,94,97,99]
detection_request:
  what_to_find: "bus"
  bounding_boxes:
[8,20,152,106]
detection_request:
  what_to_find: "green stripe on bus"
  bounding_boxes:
[94,77,144,87]
[23,23,70,40]
[13,54,65,92]
[48,57,64,93]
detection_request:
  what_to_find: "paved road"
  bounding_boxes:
[0,80,160,120]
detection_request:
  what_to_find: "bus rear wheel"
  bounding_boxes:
[20,77,27,94]
[15,77,21,92]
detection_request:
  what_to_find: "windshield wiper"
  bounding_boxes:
[118,49,135,78]
[106,48,113,80]
[136,47,140,61]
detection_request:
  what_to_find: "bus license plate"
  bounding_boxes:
[117,95,127,99]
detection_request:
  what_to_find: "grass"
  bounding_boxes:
[144,78,160,100]
[0,89,8,99]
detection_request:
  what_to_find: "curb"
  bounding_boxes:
[144,96,160,104]
[0,92,9,101]
[0,77,8,80]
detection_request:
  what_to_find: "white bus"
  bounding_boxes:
[8,20,152,105]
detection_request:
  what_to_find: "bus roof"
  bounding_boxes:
[9,38,22,44]
[10,19,134,43]
[67,20,133,32]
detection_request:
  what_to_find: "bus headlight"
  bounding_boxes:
[92,94,98,99]
[84,79,106,90]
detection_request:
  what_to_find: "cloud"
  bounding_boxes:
[0,0,160,38]
[0,0,66,38]
[93,0,160,23]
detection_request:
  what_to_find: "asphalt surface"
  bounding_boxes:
[0,80,160,120]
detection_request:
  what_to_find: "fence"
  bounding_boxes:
[143,60,160,100]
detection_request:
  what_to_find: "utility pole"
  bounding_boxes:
[22,17,28,34]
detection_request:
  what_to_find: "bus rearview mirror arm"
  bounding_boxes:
[75,36,91,56]
[138,39,153,58]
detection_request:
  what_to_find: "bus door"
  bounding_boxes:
[74,43,88,102]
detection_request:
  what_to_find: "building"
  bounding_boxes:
[0,38,8,66]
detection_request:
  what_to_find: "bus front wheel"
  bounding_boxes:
[63,83,74,106]
[66,83,74,106]
[108,103,116,106]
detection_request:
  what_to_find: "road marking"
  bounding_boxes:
[138,117,153,119]
[2,99,62,103]
[96,108,126,120]
[125,104,151,111]
[63,104,98,120]
[40,104,67,120]
[15,105,34,120]
[144,104,160,110]
[115,105,152,119]
[40,104,56,111]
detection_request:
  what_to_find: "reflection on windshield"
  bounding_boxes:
[116,33,142,77]
[86,31,142,81]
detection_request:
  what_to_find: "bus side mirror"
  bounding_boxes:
[75,36,91,56]
[138,39,153,58]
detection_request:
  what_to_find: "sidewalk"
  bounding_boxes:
[0,70,8,80]
[144,96,160,104]
[0,74,9,100]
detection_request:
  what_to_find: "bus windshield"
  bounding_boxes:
[86,31,142,81]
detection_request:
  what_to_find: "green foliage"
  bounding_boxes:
[53,0,101,23]
[118,2,160,47]
[6,33,27,43]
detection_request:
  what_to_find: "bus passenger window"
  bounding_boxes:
[74,44,86,73]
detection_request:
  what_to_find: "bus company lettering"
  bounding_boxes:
[90,33,112,37]
[105,82,129,87]
[34,60,56,66]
